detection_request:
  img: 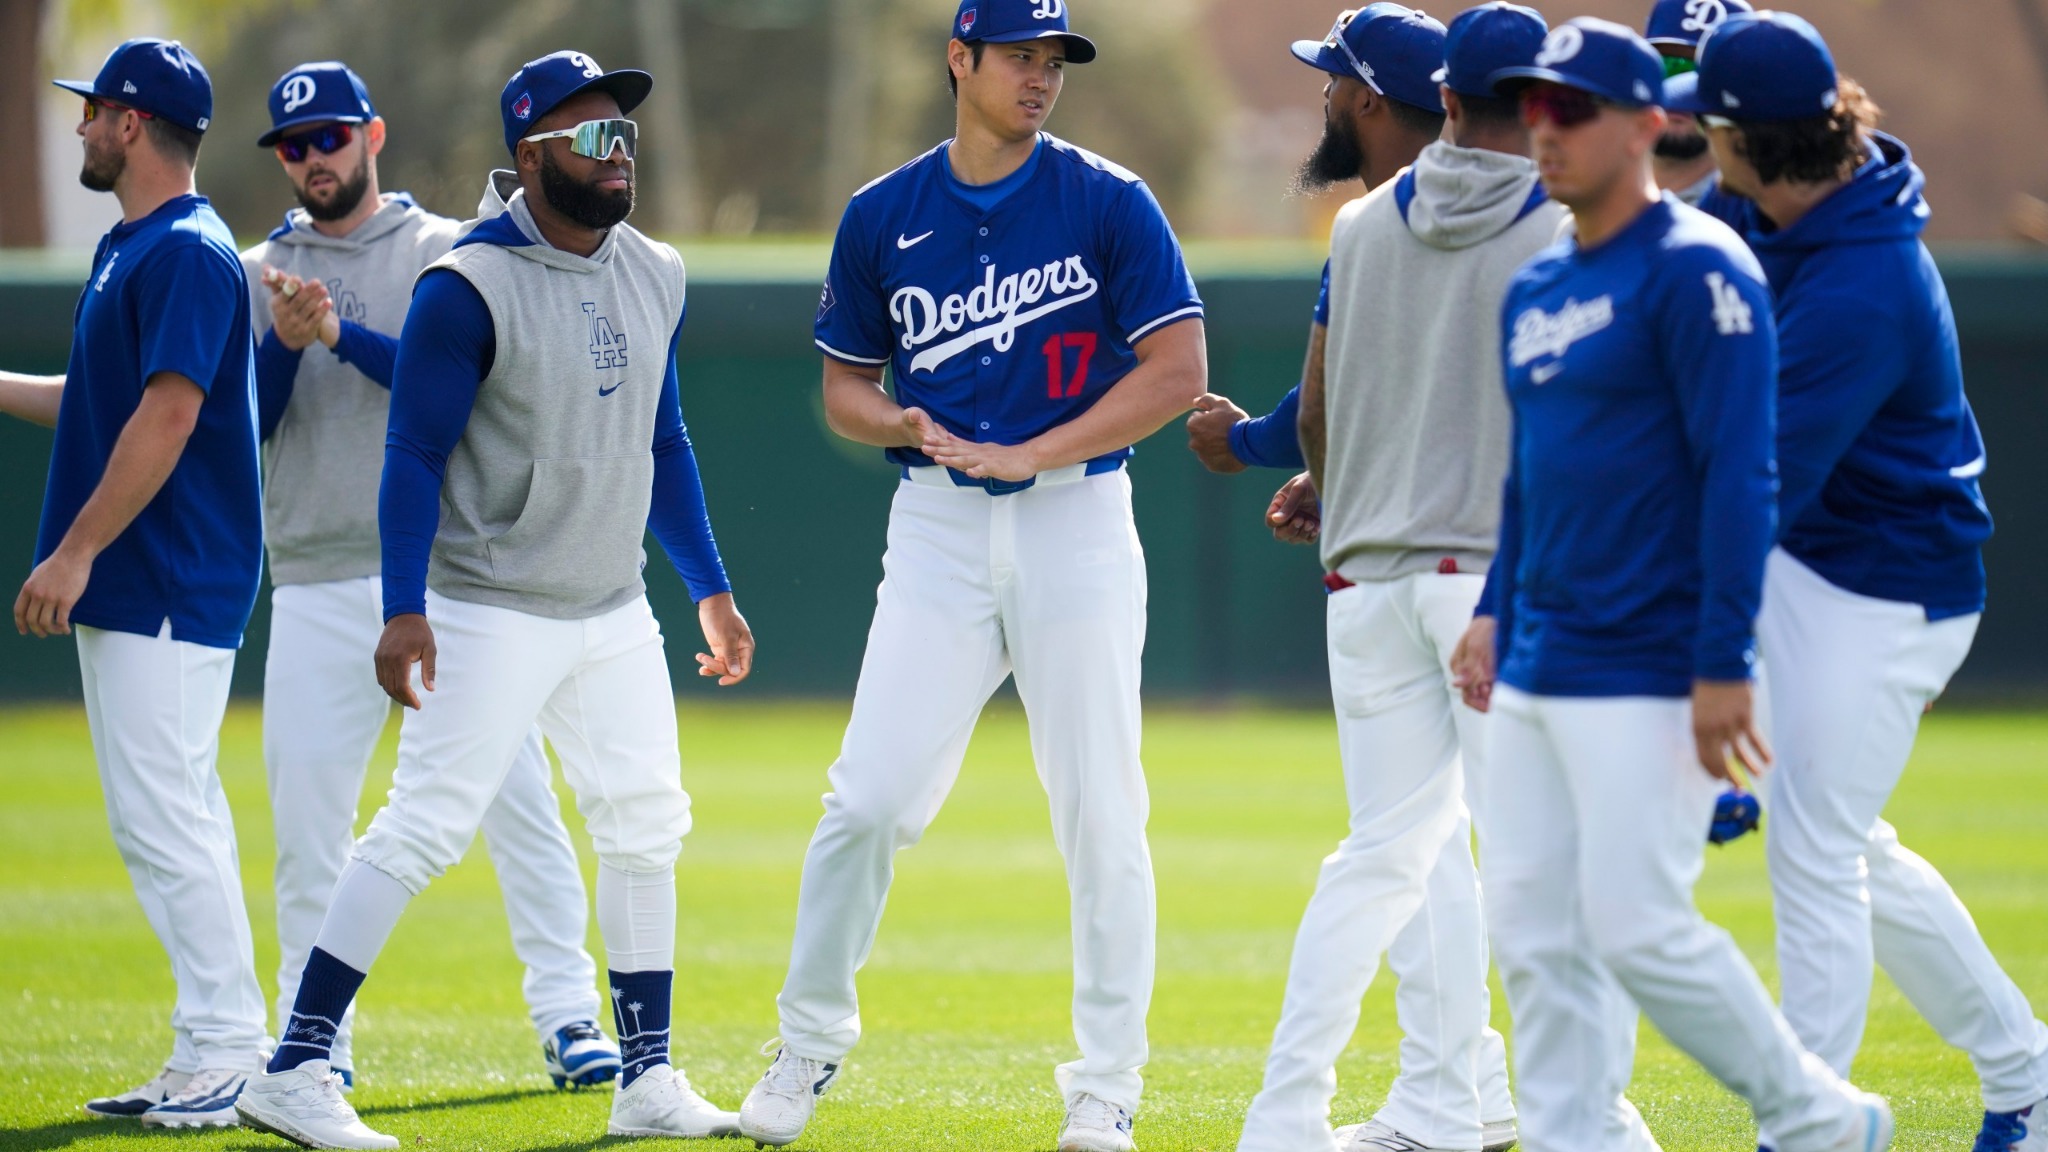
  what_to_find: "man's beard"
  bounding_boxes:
[79,137,124,192]
[296,152,373,221]
[1655,129,1711,161]
[1291,109,1365,195]
[540,149,634,230]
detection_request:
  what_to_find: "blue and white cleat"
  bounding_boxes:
[543,1020,622,1089]
[1058,1092,1136,1152]
[1977,1100,2048,1152]
[141,1068,248,1128]
[84,1065,192,1118]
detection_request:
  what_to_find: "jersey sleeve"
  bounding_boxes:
[1103,180,1204,346]
[814,198,892,366]
[1230,383,1307,470]
[334,320,399,389]
[1655,249,1779,682]
[1313,260,1331,327]
[1773,288,1906,529]
[648,312,734,602]
[379,269,495,621]
[135,242,244,394]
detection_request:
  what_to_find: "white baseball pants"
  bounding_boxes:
[76,622,268,1072]
[1758,549,2048,1111]
[347,593,691,978]
[775,466,1156,1111]
[1239,572,1512,1152]
[1485,686,1870,1152]
[263,576,600,1060]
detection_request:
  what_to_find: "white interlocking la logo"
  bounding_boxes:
[281,74,317,114]
[1535,25,1584,67]
[569,52,602,78]
[1032,0,1065,18]
[1681,0,1730,34]
[1706,272,1753,335]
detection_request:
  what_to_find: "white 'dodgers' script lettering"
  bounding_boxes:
[892,256,1099,374]
[1509,295,1616,368]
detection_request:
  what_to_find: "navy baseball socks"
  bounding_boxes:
[609,970,673,1088]
[270,949,365,1074]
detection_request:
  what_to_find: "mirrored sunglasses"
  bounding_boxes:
[522,118,638,162]
[1661,55,1697,79]
[83,97,154,123]
[1321,10,1387,95]
[276,123,356,162]
[1519,83,1611,129]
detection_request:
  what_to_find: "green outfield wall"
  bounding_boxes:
[3,251,2046,702]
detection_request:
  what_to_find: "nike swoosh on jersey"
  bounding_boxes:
[897,231,934,249]
[598,382,623,397]
[1531,361,1565,385]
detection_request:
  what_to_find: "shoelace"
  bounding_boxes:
[758,1041,821,1095]
[1067,1096,1127,1133]
[559,1021,606,1045]
[1975,1108,2031,1152]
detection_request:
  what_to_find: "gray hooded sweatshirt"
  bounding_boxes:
[241,196,463,585]
[1319,141,1568,583]
[420,171,687,619]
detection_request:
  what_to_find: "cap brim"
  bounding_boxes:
[52,79,100,99]
[1290,40,1350,78]
[1644,35,1695,47]
[1660,71,1715,114]
[980,30,1098,64]
[540,68,654,124]
[1487,64,1651,106]
[257,112,372,148]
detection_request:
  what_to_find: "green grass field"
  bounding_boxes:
[1,701,2043,1152]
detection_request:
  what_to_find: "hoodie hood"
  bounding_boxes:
[266,192,423,249]
[1747,131,1927,255]
[1397,141,1549,251]
[454,168,617,274]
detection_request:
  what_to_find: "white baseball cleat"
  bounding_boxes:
[141,1067,247,1128]
[739,1044,839,1147]
[1058,1092,1136,1152]
[1481,1117,1519,1152]
[84,1064,192,1118]
[607,1064,740,1138]
[235,1060,397,1150]
[1334,1119,1468,1152]
[1824,1094,1893,1152]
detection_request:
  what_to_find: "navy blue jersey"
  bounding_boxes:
[1482,197,1777,697]
[1748,133,1990,618]
[36,195,261,648]
[815,133,1203,476]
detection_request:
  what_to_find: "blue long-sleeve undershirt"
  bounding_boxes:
[254,320,400,440]
[1228,382,1306,470]
[378,268,729,621]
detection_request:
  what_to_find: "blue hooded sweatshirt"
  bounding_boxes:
[1748,132,1991,619]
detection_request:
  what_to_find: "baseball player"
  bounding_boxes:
[736,3,1205,1149]
[1673,14,2048,1149]
[0,39,268,1127]
[240,60,619,1093]
[1452,19,1891,1152]
[235,50,752,1149]
[1642,0,1754,229]
[1236,7,1557,1152]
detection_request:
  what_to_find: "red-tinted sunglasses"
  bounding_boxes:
[82,97,154,123]
[275,123,356,163]
[1519,83,1613,129]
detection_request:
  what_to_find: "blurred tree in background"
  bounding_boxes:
[178,0,1217,241]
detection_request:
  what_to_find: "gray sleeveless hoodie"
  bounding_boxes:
[241,195,463,585]
[421,171,687,620]
[1319,142,1568,583]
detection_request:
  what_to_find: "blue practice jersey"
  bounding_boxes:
[1227,261,1326,471]
[815,133,1203,486]
[36,194,261,649]
[1747,133,1990,618]
[1483,197,1778,697]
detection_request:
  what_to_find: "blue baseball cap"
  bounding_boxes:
[1664,11,1839,121]
[1490,17,1664,106]
[1645,0,1755,49]
[1433,3,1547,98]
[54,38,212,135]
[258,62,376,148]
[500,51,653,157]
[952,0,1098,64]
[1292,4,1449,114]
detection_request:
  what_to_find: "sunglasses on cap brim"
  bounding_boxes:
[1519,83,1626,129]
[1321,10,1388,96]
[276,123,357,163]
[522,118,638,162]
